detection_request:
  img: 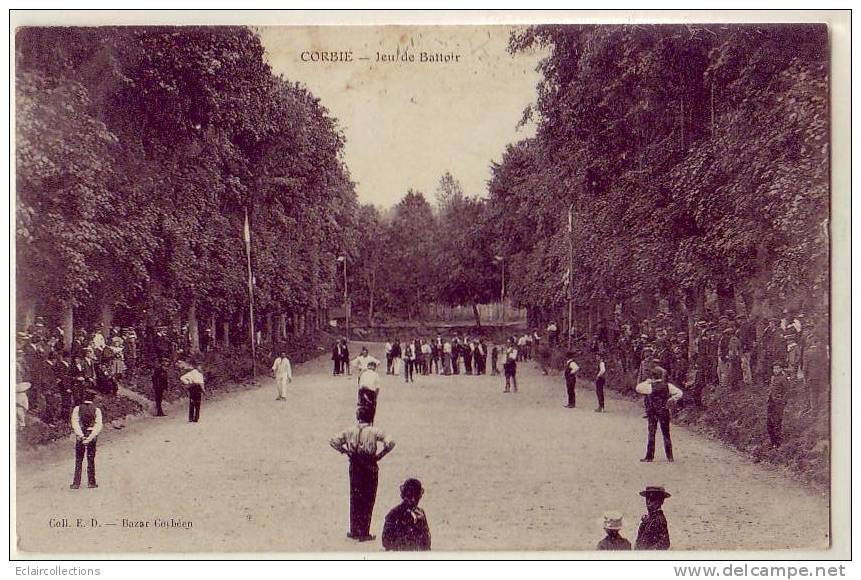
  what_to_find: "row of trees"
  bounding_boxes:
[346,173,501,327]
[480,24,829,335]
[16,26,360,351]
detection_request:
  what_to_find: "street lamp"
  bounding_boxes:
[494,255,505,326]
[336,255,350,339]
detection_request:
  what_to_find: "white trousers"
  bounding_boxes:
[275,376,290,398]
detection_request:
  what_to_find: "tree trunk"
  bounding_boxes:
[187,302,200,354]
[299,313,306,335]
[222,319,231,349]
[100,302,113,338]
[292,313,300,337]
[208,314,217,350]
[62,301,74,351]
[277,313,286,341]
[22,299,36,329]
[472,303,482,328]
[265,312,273,344]
[368,268,376,325]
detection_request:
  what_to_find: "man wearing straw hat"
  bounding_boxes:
[179,360,206,423]
[635,486,672,550]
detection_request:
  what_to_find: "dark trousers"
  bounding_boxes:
[452,357,459,374]
[153,383,165,415]
[386,355,393,375]
[464,355,473,374]
[767,397,784,447]
[358,389,378,423]
[504,364,517,392]
[188,385,202,422]
[595,376,605,408]
[404,360,414,382]
[73,438,97,486]
[348,457,379,538]
[645,411,673,460]
[565,376,576,407]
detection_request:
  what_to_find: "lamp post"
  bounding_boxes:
[337,255,350,339]
[494,255,506,326]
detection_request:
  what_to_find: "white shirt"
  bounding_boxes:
[272,357,293,380]
[566,360,580,374]
[358,369,381,391]
[443,342,452,354]
[71,405,103,440]
[385,342,393,354]
[518,336,527,346]
[180,369,205,389]
[91,332,106,351]
[352,354,380,372]
[635,380,683,402]
[597,360,606,377]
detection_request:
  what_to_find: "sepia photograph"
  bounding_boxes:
[9,9,850,560]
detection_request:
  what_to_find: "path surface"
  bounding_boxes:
[15,343,829,554]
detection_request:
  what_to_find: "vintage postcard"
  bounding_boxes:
[9,10,851,560]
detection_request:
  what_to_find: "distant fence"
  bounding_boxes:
[425,301,526,323]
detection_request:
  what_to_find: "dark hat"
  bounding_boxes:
[640,485,671,498]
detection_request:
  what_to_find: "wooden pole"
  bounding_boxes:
[567,203,574,348]
[244,208,257,378]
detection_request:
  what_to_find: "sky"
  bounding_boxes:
[257,26,544,208]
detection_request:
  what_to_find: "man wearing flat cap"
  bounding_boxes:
[635,486,671,550]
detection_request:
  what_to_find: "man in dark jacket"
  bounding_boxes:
[382,478,431,551]
[767,362,791,447]
[151,360,169,416]
[636,367,683,462]
[635,486,671,550]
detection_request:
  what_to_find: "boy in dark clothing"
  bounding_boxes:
[382,478,431,551]
[597,511,631,550]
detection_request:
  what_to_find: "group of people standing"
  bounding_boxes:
[373,334,527,391]
[609,307,827,451]
[15,324,136,428]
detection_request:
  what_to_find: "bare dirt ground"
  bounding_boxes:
[15,342,829,554]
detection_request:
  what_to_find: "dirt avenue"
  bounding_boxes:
[15,343,828,554]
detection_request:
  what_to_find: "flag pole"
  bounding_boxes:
[244,207,257,378]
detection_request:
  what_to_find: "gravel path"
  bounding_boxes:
[15,343,829,554]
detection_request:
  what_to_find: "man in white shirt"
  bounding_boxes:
[179,362,206,423]
[635,367,683,462]
[329,406,396,542]
[384,341,394,375]
[70,390,103,489]
[351,347,381,378]
[358,361,381,422]
[563,352,580,408]
[271,351,293,401]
